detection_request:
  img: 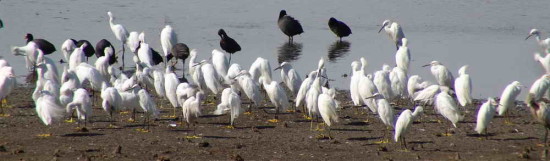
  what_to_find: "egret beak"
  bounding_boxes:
[378,24,386,33]
[422,64,430,67]
[525,34,533,40]
[365,95,376,99]
[274,66,282,71]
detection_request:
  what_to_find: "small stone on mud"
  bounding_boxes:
[378,146,388,152]
[113,145,121,154]
[12,149,24,154]
[53,149,60,157]
[231,154,244,161]
[156,156,170,161]
[0,145,7,152]
[235,144,244,149]
[198,142,210,147]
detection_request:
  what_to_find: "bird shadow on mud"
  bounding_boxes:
[62,133,104,137]
[203,135,237,139]
[345,121,370,126]
[347,136,382,141]
[332,128,372,132]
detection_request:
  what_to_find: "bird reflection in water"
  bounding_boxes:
[327,40,351,63]
[277,42,302,63]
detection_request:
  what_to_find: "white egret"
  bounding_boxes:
[95,46,114,81]
[423,61,454,88]
[161,25,177,63]
[306,71,323,119]
[296,71,317,113]
[378,19,405,49]
[74,63,105,91]
[61,39,77,62]
[0,66,16,114]
[389,66,407,99]
[165,65,180,116]
[358,74,378,114]
[228,86,242,127]
[475,98,498,136]
[119,85,141,121]
[394,109,412,148]
[67,88,92,128]
[260,77,290,121]
[138,89,159,129]
[234,70,262,111]
[199,60,223,94]
[176,82,198,108]
[101,82,122,122]
[226,63,242,83]
[350,61,362,106]
[137,40,154,68]
[526,29,550,52]
[214,88,232,115]
[366,93,394,142]
[127,31,140,54]
[435,89,464,128]
[274,62,302,96]
[412,106,424,119]
[182,91,203,131]
[249,57,272,84]
[413,84,441,105]
[497,81,522,116]
[107,11,129,69]
[407,75,431,100]
[525,93,550,146]
[152,69,166,99]
[528,74,550,101]
[212,49,229,84]
[455,65,472,106]
[69,44,86,70]
[317,93,339,138]
[11,41,39,71]
[59,69,81,108]
[374,65,394,100]
[395,38,410,73]
[35,91,65,126]
[534,52,550,74]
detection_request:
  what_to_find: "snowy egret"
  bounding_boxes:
[350,61,362,106]
[435,89,464,129]
[12,40,39,71]
[182,91,203,131]
[161,25,177,63]
[278,10,304,42]
[35,91,65,126]
[67,88,92,128]
[214,88,232,115]
[69,43,87,70]
[228,86,243,127]
[306,71,323,120]
[249,57,273,84]
[390,66,407,99]
[0,66,15,114]
[526,29,550,52]
[260,77,290,121]
[528,74,549,101]
[407,75,430,100]
[395,38,410,73]
[413,84,441,105]
[378,20,405,49]
[138,89,159,130]
[296,71,317,113]
[152,70,166,99]
[59,69,80,108]
[165,64,180,117]
[366,93,394,142]
[61,39,77,62]
[525,93,550,146]
[423,61,454,88]
[101,82,122,122]
[317,93,339,138]
[394,109,412,149]
[198,60,223,94]
[454,65,472,106]
[274,62,302,96]
[76,40,95,61]
[534,52,550,74]
[328,17,351,41]
[212,49,229,84]
[374,65,394,100]
[475,98,498,136]
[234,70,262,111]
[497,81,522,117]
[95,47,115,81]
[127,31,140,54]
[218,29,241,63]
[107,11,129,69]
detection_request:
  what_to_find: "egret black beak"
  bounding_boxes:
[378,25,386,33]
[525,34,532,40]
[365,95,376,99]
[422,64,430,67]
[274,66,282,71]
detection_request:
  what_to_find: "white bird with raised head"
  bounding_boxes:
[455,65,472,106]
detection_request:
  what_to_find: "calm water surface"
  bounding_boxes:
[1,0,549,99]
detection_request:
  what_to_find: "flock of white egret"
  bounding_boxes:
[1,10,550,150]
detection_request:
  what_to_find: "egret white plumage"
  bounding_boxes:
[317,93,339,138]
[475,98,498,136]
[165,65,180,116]
[107,11,129,69]
[228,86,243,127]
[101,82,122,122]
[435,89,464,129]
[407,75,431,100]
[69,43,86,70]
[138,89,159,129]
[74,63,105,91]
[526,29,550,53]
[525,93,550,146]
[198,60,223,94]
[182,91,203,131]
[413,84,441,105]
[95,46,114,81]
[59,69,80,108]
[0,66,16,114]
[161,25,177,63]
[127,31,140,54]
[306,71,323,119]
[378,19,405,49]
[497,81,522,116]
[249,57,272,84]
[534,52,550,74]
[424,61,454,88]
[454,65,472,106]
[212,49,229,84]
[394,109,412,148]
[374,65,394,100]
[214,88,232,115]
[528,74,550,101]
[137,40,155,68]
[12,41,39,71]
[274,62,302,96]
[234,70,262,111]
[61,39,77,62]
[152,70,166,99]
[67,88,92,128]
[35,91,65,126]
[395,38,410,73]
[366,93,394,142]
[350,61,362,106]
[389,66,407,99]
[260,77,290,121]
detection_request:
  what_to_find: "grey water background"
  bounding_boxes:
[0,0,549,100]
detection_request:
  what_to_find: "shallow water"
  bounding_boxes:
[1,0,549,99]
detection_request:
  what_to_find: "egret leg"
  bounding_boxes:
[403,137,408,150]
[545,128,548,147]
[121,45,125,70]
[228,54,232,64]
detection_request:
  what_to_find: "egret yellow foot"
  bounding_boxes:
[537,143,546,147]
[2,99,12,108]
[315,134,331,139]
[374,139,390,144]
[36,133,52,137]
[363,119,370,123]
[267,119,280,123]
[127,118,135,123]
[442,133,453,136]
[504,120,514,125]
[303,115,312,120]
[223,125,235,129]
[108,124,120,129]
[136,128,150,133]
[64,118,75,123]
[244,112,252,115]
[286,110,296,113]
[0,113,10,117]
[185,135,202,139]
[398,149,410,152]
[119,111,130,115]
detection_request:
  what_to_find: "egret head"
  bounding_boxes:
[274,62,289,71]
[401,38,408,47]
[458,65,469,76]
[422,61,440,67]
[526,29,540,40]
[351,61,360,71]
[378,20,391,33]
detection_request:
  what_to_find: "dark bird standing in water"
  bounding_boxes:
[0,19,3,28]
[218,29,241,63]
[328,17,351,41]
[25,33,56,55]
[278,10,304,43]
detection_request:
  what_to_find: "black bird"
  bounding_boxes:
[0,19,3,28]
[328,17,352,41]
[278,10,304,43]
[25,33,56,55]
[151,48,164,66]
[218,29,241,63]
[76,40,95,61]
[170,43,190,78]
[95,39,117,65]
